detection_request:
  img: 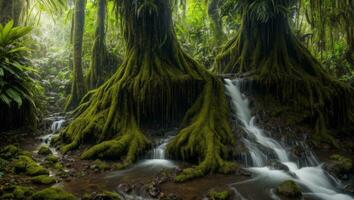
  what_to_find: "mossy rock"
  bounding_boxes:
[0,157,9,171]
[46,155,59,164]
[31,175,56,185]
[327,154,353,174]
[82,191,121,200]
[207,190,230,200]
[276,180,302,198]
[31,187,77,200]
[0,185,34,200]
[38,146,52,156]
[0,145,20,160]
[21,151,33,157]
[13,156,49,176]
[90,160,110,171]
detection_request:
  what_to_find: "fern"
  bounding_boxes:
[0,20,37,108]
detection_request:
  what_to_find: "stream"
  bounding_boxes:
[35,80,354,200]
[224,78,353,200]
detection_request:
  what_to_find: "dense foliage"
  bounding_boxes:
[0,21,41,131]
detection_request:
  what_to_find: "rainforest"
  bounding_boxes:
[0,0,353,199]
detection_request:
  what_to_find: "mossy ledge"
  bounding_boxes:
[59,0,236,180]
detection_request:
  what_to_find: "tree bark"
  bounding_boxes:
[208,0,224,45]
[65,0,87,111]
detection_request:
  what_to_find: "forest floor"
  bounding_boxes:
[0,93,353,200]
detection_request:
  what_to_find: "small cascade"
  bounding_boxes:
[38,114,66,156]
[224,79,353,200]
[150,137,170,160]
[51,119,65,133]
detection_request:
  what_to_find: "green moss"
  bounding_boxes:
[31,175,56,185]
[276,180,302,198]
[102,191,121,200]
[0,145,19,159]
[21,150,33,157]
[0,193,15,199]
[0,157,9,171]
[31,187,77,200]
[208,190,230,200]
[329,154,353,174]
[46,155,59,163]
[91,159,110,171]
[168,79,237,182]
[54,163,64,170]
[38,146,52,155]
[0,185,34,200]
[14,156,49,176]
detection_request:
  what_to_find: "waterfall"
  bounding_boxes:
[224,79,353,200]
[51,119,65,133]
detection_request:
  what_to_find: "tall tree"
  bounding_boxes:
[214,0,353,146]
[65,0,87,111]
[208,0,224,45]
[60,0,236,182]
[0,0,25,25]
[87,0,107,89]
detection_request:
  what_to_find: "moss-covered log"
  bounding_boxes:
[60,0,236,180]
[213,0,354,146]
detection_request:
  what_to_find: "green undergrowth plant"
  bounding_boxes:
[0,20,42,132]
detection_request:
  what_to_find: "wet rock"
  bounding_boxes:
[31,175,56,185]
[117,183,132,193]
[85,191,120,200]
[268,160,290,171]
[160,193,181,200]
[344,184,354,194]
[13,156,49,176]
[207,190,230,200]
[147,184,160,198]
[237,168,252,177]
[0,145,19,159]
[324,154,353,178]
[276,180,302,198]
[31,187,78,200]
[38,146,52,155]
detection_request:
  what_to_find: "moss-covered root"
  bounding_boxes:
[168,79,237,182]
[312,111,339,148]
[80,117,151,169]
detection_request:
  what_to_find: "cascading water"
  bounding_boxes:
[38,114,66,156]
[224,79,353,200]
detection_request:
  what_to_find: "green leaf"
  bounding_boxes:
[6,88,23,107]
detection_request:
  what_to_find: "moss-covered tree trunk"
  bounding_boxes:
[65,0,87,111]
[87,0,107,89]
[208,0,224,45]
[60,0,236,181]
[214,0,353,146]
[0,0,24,25]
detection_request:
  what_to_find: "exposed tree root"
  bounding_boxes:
[168,79,237,182]
[59,0,236,177]
[213,0,354,146]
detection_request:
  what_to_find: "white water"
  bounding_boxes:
[224,79,353,200]
[38,115,66,156]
